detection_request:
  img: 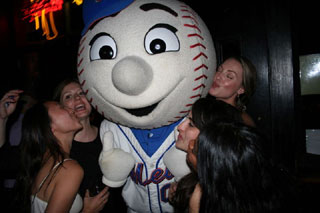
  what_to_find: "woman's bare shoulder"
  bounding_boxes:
[57,159,83,179]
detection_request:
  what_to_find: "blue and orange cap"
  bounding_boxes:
[82,0,135,35]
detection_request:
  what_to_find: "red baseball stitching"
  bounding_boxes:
[78,46,84,57]
[77,58,83,67]
[183,24,201,33]
[78,68,84,76]
[182,15,198,25]
[193,84,205,91]
[180,5,197,17]
[193,52,208,61]
[190,43,206,49]
[188,34,204,40]
[180,4,208,118]
[194,64,208,72]
[79,36,87,46]
[179,110,190,114]
[190,94,201,99]
[194,74,208,81]
[80,80,86,87]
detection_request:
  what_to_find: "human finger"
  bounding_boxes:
[85,189,90,198]
[1,90,23,105]
[1,90,23,100]
[97,186,109,197]
[100,190,110,201]
[168,182,177,201]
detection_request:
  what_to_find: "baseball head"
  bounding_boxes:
[78,0,216,129]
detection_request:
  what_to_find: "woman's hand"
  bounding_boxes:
[0,90,23,120]
[0,89,23,148]
[168,181,178,203]
[82,186,110,213]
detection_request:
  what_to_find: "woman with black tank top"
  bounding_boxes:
[53,78,127,212]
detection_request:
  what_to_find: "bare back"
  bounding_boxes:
[31,158,84,212]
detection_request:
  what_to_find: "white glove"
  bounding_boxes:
[163,146,191,181]
[99,131,135,187]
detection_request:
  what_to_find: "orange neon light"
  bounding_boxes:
[22,0,63,40]
[72,0,83,6]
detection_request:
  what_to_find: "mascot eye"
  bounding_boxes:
[145,24,179,55]
[89,33,117,60]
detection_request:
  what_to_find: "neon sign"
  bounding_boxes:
[22,0,64,40]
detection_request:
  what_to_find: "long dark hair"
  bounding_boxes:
[197,122,295,212]
[14,102,65,212]
[191,96,243,130]
[171,97,243,212]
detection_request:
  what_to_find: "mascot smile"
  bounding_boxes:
[78,0,216,212]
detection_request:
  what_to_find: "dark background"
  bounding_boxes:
[1,0,320,211]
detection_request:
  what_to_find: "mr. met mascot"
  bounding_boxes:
[77,0,216,212]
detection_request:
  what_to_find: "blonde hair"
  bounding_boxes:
[232,56,257,111]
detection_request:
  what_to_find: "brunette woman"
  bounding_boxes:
[15,101,109,212]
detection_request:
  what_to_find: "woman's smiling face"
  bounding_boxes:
[60,82,92,121]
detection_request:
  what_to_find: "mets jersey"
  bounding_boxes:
[100,119,182,213]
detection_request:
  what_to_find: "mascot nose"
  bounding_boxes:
[112,56,153,95]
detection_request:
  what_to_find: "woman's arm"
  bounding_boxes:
[0,90,23,148]
[189,183,201,213]
[46,160,84,212]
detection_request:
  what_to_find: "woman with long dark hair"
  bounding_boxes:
[187,122,296,212]
[171,97,243,212]
[175,96,243,152]
[15,101,109,212]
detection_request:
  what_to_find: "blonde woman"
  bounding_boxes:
[209,56,257,126]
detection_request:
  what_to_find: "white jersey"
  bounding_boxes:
[100,119,181,213]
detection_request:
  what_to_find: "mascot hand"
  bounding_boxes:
[99,131,136,187]
[163,146,191,181]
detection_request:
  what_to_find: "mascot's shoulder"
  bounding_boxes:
[100,119,120,132]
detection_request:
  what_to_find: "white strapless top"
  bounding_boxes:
[31,193,83,213]
[31,159,83,212]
